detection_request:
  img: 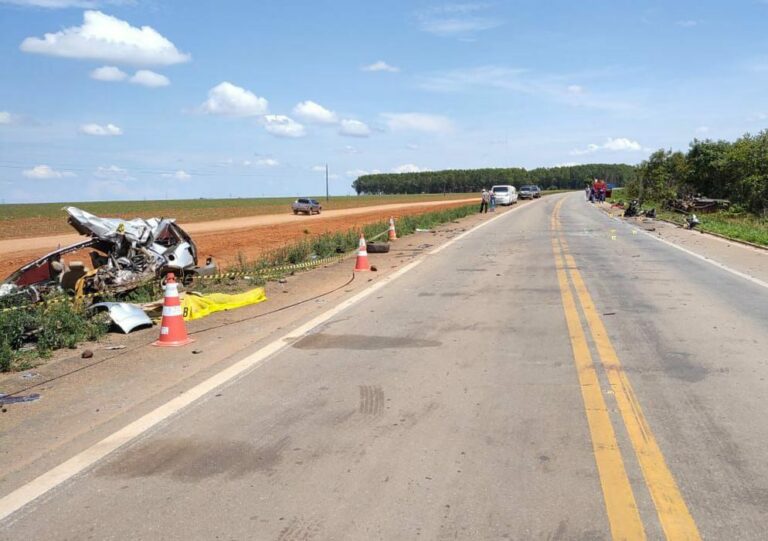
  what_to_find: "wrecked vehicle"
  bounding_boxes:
[1,207,215,301]
[666,196,730,214]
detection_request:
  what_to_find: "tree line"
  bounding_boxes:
[352,164,637,195]
[631,130,768,214]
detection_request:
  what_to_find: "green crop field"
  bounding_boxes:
[0,193,476,240]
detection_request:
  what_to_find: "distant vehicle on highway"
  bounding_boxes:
[519,185,542,199]
[292,198,322,215]
[491,185,518,205]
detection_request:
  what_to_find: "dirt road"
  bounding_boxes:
[0,198,475,278]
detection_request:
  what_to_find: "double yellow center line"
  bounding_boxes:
[551,199,700,541]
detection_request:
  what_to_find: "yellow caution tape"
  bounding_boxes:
[181,287,267,321]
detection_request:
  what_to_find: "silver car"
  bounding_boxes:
[291,198,322,215]
[519,185,542,199]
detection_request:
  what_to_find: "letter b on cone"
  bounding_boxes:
[153,273,194,347]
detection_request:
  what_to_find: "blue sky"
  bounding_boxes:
[1,0,767,203]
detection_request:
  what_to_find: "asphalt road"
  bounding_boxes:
[2,193,767,540]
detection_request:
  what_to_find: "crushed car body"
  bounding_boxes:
[1,207,215,300]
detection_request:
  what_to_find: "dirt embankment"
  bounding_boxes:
[0,199,477,278]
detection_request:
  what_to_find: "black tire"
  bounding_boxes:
[366,242,390,253]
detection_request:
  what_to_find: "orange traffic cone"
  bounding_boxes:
[354,233,370,272]
[388,216,397,241]
[152,273,194,347]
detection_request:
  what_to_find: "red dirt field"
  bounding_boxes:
[0,199,476,279]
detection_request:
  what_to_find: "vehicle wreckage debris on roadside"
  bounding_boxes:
[0,207,216,301]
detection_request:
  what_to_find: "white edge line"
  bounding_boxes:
[635,226,768,289]
[595,202,768,290]
[0,196,541,523]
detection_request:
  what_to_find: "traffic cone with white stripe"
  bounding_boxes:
[152,273,194,347]
[388,216,397,241]
[354,233,370,272]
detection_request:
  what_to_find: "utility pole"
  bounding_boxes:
[325,163,329,202]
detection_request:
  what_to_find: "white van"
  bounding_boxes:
[491,185,518,205]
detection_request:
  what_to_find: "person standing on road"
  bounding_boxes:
[479,189,489,213]
[489,190,496,212]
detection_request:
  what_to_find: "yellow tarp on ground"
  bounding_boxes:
[181,287,267,321]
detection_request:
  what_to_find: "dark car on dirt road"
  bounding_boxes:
[291,198,322,215]
[519,185,541,199]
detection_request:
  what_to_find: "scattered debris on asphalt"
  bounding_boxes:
[89,302,153,334]
[686,214,701,230]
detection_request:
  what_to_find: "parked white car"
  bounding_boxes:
[491,185,518,205]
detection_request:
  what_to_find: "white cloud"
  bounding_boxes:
[552,162,582,168]
[91,66,169,86]
[362,60,400,73]
[567,84,584,94]
[392,163,429,174]
[80,122,122,136]
[94,164,133,180]
[20,10,190,66]
[263,115,305,138]
[340,145,360,154]
[570,137,644,155]
[161,169,190,181]
[23,164,76,179]
[382,112,454,134]
[255,158,279,167]
[339,118,371,137]
[312,165,326,172]
[199,82,268,117]
[129,69,169,87]
[90,65,127,81]
[346,168,381,178]
[292,100,337,124]
[677,20,698,27]
[695,126,710,134]
[0,111,16,124]
[416,3,503,37]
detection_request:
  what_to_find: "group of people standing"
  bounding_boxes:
[479,189,496,213]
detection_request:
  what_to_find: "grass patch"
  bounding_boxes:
[0,297,109,372]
